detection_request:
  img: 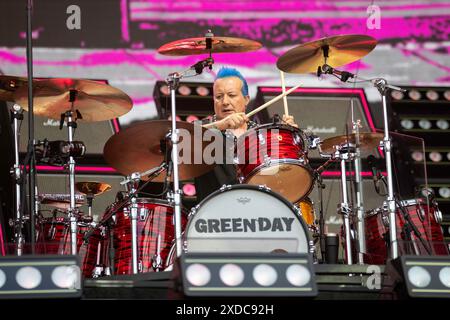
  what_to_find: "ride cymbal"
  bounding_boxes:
[158,36,262,56]
[103,120,222,182]
[14,78,133,122]
[277,34,377,74]
[320,132,384,154]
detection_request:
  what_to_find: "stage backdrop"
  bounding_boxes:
[0,0,448,127]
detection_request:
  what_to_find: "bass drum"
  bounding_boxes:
[184,184,311,254]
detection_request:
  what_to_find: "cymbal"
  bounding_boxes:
[75,181,112,196]
[104,120,221,182]
[320,132,384,154]
[277,34,377,74]
[13,78,133,122]
[158,36,262,56]
[39,193,85,210]
[0,75,27,101]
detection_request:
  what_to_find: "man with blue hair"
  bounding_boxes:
[194,67,298,201]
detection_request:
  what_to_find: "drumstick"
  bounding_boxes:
[246,83,302,118]
[280,70,289,116]
[203,84,302,129]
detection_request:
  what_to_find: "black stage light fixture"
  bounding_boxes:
[0,255,82,299]
[174,253,317,297]
[388,255,450,298]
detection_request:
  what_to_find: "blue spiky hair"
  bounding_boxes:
[215,67,249,96]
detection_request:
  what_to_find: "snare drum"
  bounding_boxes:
[236,124,314,203]
[112,198,188,275]
[365,198,448,264]
[184,184,311,254]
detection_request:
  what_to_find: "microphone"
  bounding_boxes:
[190,58,214,75]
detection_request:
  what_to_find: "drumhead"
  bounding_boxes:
[185,184,311,254]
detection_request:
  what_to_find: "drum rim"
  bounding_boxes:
[185,183,311,246]
[238,123,304,136]
[240,159,315,203]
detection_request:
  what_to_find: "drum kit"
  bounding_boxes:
[2,31,447,278]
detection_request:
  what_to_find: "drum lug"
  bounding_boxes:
[434,205,443,224]
[139,208,149,221]
[258,184,271,192]
[381,213,390,227]
[258,132,266,145]
[263,154,271,166]
[220,184,232,192]
[417,205,425,221]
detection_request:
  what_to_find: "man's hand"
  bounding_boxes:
[217,112,249,130]
[282,114,298,128]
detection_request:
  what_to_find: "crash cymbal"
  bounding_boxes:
[104,120,221,182]
[158,36,262,56]
[320,132,384,154]
[277,34,377,74]
[0,75,27,101]
[39,193,85,210]
[75,181,112,196]
[13,78,133,122]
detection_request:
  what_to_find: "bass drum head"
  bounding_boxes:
[185,185,311,254]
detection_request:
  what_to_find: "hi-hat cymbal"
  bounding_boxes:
[75,181,112,196]
[0,75,27,101]
[158,36,262,56]
[104,120,221,182]
[13,78,133,122]
[39,193,85,210]
[277,34,377,74]
[320,132,384,154]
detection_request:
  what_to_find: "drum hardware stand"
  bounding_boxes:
[166,32,215,258]
[352,119,366,264]
[59,89,83,255]
[334,145,355,265]
[320,64,406,260]
[126,172,141,274]
[10,104,25,255]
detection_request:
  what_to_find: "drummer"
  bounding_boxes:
[194,67,298,201]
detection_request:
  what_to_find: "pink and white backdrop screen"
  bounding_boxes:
[0,0,449,127]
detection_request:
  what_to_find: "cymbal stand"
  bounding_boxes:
[10,104,25,255]
[166,31,215,258]
[352,119,366,264]
[335,145,354,265]
[320,63,405,260]
[61,89,81,255]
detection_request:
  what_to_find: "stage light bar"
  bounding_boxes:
[393,255,450,298]
[0,255,81,299]
[176,253,317,297]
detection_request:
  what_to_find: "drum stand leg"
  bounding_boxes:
[63,90,80,255]
[353,120,366,264]
[337,151,353,265]
[128,174,140,274]
[167,73,184,258]
[375,80,399,260]
[11,104,25,255]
